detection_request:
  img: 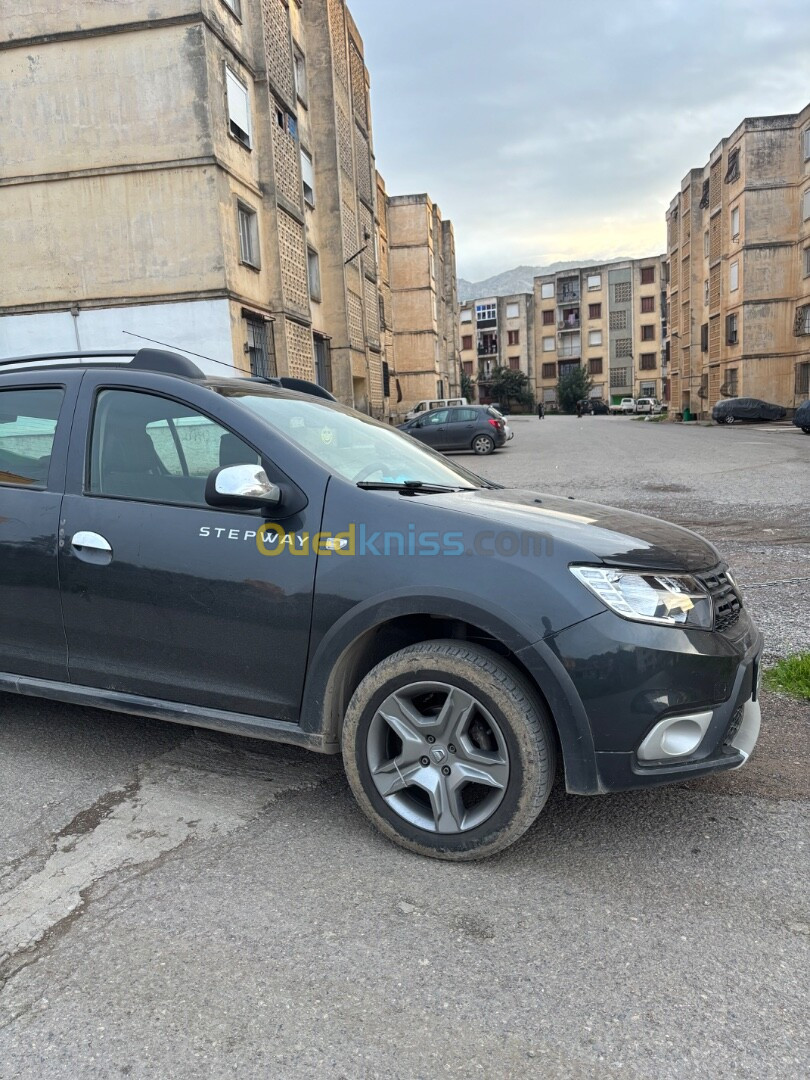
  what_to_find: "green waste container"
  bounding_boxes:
[682,407,692,422]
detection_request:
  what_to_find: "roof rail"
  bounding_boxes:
[0,348,204,379]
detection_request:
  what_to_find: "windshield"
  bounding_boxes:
[218,389,485,489]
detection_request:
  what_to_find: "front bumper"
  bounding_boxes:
[549,608,763,793]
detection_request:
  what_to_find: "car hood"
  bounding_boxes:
[428,488,721,572]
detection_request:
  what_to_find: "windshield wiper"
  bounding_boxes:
[356,480,472,495]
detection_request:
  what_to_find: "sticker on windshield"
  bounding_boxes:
[321,426,336,445]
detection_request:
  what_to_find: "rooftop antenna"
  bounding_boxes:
[121,330,240,374]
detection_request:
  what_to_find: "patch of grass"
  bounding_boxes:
[763,653,810,700]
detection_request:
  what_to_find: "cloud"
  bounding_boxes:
[351,0,810,280]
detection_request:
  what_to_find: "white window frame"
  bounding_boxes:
[587,273,601,291]
[225,67,252,149]
[804,128,810,161]
[704,279,709,306]
[804,246,810,278]
[237,202,260,268]
[542,336,555,353]
[475,302,497,322]
[460,309,473,323]
[803,188,810,222]
[307,248,321,301]
[729,260,739,292]
[704,230,709,258]
[293,46,307,104]
[730,205,740,239]
[221,0,241,17]
[541,283,554,299]
[506,302,520,319]
[588,330,602,347]
[301,148,315,206]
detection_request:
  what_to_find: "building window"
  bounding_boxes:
[704,279,709,306]
[609,310,627,331]
[541,362,556,379]
[726,368,739,396]
[729,260,739,292]
[462,360,473,376]
[462,335,473,351]
[307,248,321,301]
[460,308,472,323]
[588,330,602,346]
[237,202,260,268]
[704,230,709,258]
[246,316,275,377]
[615,338,632,359]
[507,329,519,346]
[803,188,810,221]
[804,247,810,278]
[796,361,810,393]
[587,273,601,290]
[542,336,555,353]
[301,149,315,206]
[314,334,332,391]
[640,353,657,370]
[795,304,810,336]
[506,302,520,319]
[613,282,631,304]
[542,310,555,326]
[610,367,629,387]
[541,283,554,299]
[804,129,810,161]
[588,357,603,375]
[701,323,709,352]
[724,148,740,183]
[293,47,307,103]
[589,303,602,319]
[640,266,655,285]
[640,324,655,341]
[508,356,520,371]
[226,67,252,148]
[731,205,740,239]
[726,312,738,345]
[641,295,655,314]
[475,303,497,326]
[699,178,710,209]
[221,0,241,17]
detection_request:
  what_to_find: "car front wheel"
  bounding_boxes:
[472,433,495,455]
[341,641,556,860]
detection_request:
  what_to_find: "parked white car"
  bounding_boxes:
[635,398,666,415]
[620,397,636,414]
[405,396,468,421]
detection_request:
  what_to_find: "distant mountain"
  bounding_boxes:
[457,260,632,302]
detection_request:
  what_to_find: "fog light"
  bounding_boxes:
[637,711,713,762]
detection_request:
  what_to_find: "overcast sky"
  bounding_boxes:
[349,0,810,281]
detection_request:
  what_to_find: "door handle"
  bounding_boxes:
[71,531,113,565]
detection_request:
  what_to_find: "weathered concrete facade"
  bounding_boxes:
[0,0,393,415]
[387,194,460,417]
[458,294,533,405]
[533,257,667,408]
[665,104,810,416]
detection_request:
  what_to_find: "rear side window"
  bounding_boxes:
[89,389,258,506]
[0,388,64,488]
[455,408,478,422]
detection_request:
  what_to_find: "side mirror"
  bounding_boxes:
[205,464,282,510]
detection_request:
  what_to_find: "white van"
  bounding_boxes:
[405,396,468,421]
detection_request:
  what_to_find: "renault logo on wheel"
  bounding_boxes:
[431,746,447,764]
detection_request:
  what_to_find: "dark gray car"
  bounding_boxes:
[399,405,507,455]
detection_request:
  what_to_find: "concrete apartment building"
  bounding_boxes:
[665,104,810,417]
[458,294,533,404]
[534,258,667,409]
[0,0,393,416]
[387,194,460,416]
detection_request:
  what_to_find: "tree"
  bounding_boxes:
[556,366,593,414]
[489,366,534,412]
[460,367,475,402]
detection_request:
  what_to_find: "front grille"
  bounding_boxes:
[722,705,744,750]
[696,567,742,631]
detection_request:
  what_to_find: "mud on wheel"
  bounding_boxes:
[341,640,556,860]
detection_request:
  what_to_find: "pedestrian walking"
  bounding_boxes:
[576,400,583,419]
[537,401,544,420]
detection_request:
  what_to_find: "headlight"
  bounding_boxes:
[570,566,713,628]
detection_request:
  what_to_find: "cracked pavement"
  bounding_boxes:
[0,416,808,1078]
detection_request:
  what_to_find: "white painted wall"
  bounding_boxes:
[0,300,236,377]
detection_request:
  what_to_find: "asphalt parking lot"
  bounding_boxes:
[1,416,808,1079]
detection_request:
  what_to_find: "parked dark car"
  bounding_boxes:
[792,399,810,434]
[587,399,609,415]
[0,348,762,861]
[711,397,787,424]
[399,405,507,455]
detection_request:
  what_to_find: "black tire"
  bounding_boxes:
[724,415,736,425]
[802,427,810,435]
[341,641,556,860]
[472,433,495,455]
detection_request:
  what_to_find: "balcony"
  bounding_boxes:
[557,278,581,304]
[558,307,580,331]
[477,331,498,357]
